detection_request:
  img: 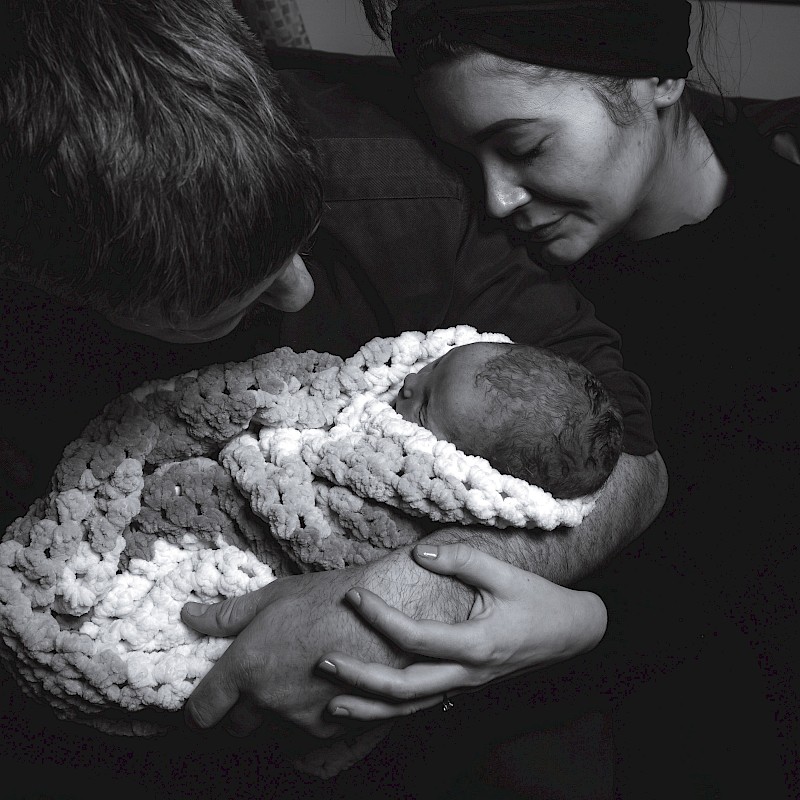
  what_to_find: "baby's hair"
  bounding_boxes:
[476,344,623,498]
[0,0,322,323]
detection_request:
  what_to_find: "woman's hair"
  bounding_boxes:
[476,344,624,498]
[0,0,322,323]
[361,1,719,135]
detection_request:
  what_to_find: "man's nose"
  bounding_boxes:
[484,167,531,219]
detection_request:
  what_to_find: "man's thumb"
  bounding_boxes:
[181,589,270,636]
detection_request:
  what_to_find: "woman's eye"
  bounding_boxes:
[506,146,542,164]
[503,137,549,164]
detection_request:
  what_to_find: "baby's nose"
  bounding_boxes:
[401,372,418,398]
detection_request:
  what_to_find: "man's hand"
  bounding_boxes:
[180,546,472,738]
[180,450,665,737]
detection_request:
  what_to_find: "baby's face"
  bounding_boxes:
[395,342,508,453]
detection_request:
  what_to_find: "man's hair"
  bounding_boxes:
[477,344,624,498]
[0,0,322,322]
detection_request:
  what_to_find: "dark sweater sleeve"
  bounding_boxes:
[572,539,722,702]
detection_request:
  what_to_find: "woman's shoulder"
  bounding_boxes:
[683,105,799,264]
[732,95,800,167]
[705,97,800,197]
[691,87,800,164]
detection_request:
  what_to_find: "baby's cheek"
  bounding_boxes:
[393,397,415,424]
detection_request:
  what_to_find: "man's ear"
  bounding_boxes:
[653,77,686,110]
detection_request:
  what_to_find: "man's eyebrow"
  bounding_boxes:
[474,118,540,144]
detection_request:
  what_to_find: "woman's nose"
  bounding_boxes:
[484,167,530,219]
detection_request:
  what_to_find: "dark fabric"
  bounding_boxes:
[569,115,799,598]
[565,113,799,797]
[391,0,693,78]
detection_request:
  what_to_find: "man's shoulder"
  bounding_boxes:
[279,68,464,202]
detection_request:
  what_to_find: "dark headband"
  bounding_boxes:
[391,0,693,79]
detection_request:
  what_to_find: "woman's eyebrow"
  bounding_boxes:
[474,118,540,144]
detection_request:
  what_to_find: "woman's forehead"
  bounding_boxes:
[419,55,575,137]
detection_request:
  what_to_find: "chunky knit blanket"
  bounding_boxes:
[0,326,599,735]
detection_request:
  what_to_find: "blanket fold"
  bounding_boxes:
[0,326,600,736]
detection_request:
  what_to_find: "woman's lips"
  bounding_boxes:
[518,215,565,242]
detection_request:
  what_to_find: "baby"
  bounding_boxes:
[395,341,623,499]
[0,329,619,777]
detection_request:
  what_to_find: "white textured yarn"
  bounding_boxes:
[229,326,598,536]
[0,326,601,737]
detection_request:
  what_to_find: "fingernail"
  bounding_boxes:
[416,545,439,559]
[331,706,350,717]
[346,589,362,607]
[184,602,205,616]
[318,659,337,675]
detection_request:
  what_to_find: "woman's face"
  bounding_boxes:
[417,54,667,265]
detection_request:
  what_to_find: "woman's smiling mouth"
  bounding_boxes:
[519,215,566,242]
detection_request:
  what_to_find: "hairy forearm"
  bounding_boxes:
[357,451,667,625]
[430,451,668,584]
[180,459,664,736]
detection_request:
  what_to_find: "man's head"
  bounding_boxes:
[1,0,321,340]
[396,341,623,497]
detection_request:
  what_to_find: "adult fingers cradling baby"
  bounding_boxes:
[317,542,608,722]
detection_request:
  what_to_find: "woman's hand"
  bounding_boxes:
[316,543,608,722]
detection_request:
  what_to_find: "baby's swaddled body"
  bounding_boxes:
[0,326,608,737]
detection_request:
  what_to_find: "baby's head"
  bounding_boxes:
[395,342,623,498]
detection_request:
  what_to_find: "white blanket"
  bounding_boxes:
[0,326,599,735]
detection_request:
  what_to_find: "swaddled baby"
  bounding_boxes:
[0,327,621,774]
[395,341,623,499]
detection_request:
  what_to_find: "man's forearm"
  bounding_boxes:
[174,453,667,736]
[430,451,668,584]
[358,451,667,624]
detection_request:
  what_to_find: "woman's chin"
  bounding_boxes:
[532,237,586,267]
